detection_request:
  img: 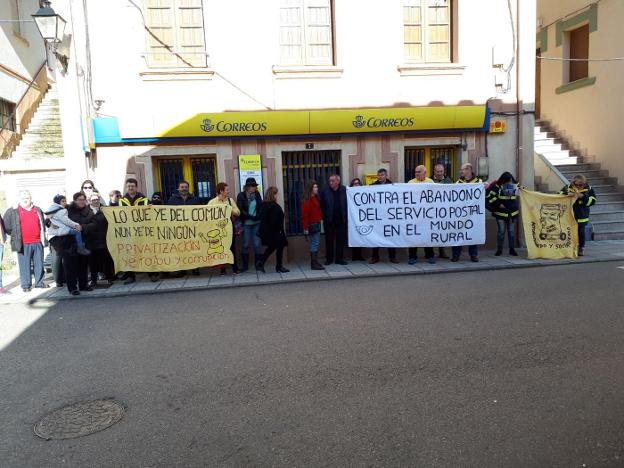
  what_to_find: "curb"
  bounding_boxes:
[25,256,622,305]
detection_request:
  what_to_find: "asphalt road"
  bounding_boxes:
[2,262,624,467]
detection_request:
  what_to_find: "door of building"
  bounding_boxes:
[282,150,341,235]
[155,156,217,204]
[404,146,457,182]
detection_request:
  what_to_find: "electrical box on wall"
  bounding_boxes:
[491,45,505,68]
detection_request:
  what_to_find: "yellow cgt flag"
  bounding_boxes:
[519,189,578,259]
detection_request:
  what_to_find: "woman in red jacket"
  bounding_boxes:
[302,180,324,270]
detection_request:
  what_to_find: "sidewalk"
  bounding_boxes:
[2,240,624,305]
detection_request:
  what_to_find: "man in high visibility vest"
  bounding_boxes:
[452,163,483,262]
[560,174,597,256]
[486,171,519,256]
[119,178,149,206]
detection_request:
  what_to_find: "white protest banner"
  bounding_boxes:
[347,183,485,248]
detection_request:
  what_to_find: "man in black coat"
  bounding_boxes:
[319,174,348,266]
[167,181,200,205]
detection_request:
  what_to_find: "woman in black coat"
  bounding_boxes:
[87,193,115,286]
[258,187,289,273]
[51,192,97,295]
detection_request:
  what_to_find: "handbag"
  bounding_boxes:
[228,198,244,236]
[308,222,321,234]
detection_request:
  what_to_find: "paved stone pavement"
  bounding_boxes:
[2,240,624,305]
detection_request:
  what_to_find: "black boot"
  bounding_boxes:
[241,254,249,272]
[311,252,325,270]
[256,259,266,273]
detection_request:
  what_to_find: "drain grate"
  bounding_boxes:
[34,399,125,440]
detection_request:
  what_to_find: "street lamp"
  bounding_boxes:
[32,0,67,45]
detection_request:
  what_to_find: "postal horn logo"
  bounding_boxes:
[200,118,214,132]
[352,115,366,129]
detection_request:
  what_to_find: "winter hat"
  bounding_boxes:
[53,194,66,205]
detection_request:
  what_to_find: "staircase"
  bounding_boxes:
[11,86,64,159]
[534,121,624,240]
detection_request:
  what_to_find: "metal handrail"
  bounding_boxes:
[0,61,48,141]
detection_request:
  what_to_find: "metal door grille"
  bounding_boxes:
[282,150,341,235]
[191,157,217,204]
[404,148,425,182]
[159,159,184,201]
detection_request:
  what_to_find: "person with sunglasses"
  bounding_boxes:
[560,174,597,256]
[80,179,107,206]
[348,178,366,262]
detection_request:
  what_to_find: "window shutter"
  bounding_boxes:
[280,0,304,65]
[426,0,450,62]
[145,0,176,67]
[176,0,207,67]
[404,0,424,62]
[304,0,332,65]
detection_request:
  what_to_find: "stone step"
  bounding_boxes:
[593,201,624,212]
[593,231,624,241]
[586,176,618,186]
[595,193,624,202]
[592,185,620,195]
[550,157,579,166]
[592,221,624,233]
[540,149,572,159]
[535,142,563,152]
[559,169,608,178]
[555,163,601,172]
[590,211,624,222]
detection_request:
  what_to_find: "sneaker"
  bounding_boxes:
[408,258,417,265]
[149,273,160,282]
[55,282,64,288]
[369,257,379,264]
[124,276,136,285]
[494,250,503,256]
[276,267,290,273]
[578,248,585,257]
[80,286,94,292]
[256,262,266,273]
[427,257,436,264]
[77,247,91,256]
[451,257,459,263]
[470,256,479,263]
[88,280,97,289]
[336,260,348,266]
[70,290,80,296]
[390,258,400,264]
[35,284,50,289]
[220,269,226,276]
[509,249,518,256]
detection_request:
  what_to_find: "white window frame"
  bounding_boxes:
[143,0,208,69]
[279,0,334,66]
[403,0,452,64]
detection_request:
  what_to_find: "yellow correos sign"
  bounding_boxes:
[157,106,487,138]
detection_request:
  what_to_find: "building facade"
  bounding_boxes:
[45,0,535,252]
[536,0,624,184]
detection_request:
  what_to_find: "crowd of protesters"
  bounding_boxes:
[0,163,597,297]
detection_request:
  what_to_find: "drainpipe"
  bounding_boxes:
[516,0,522,182]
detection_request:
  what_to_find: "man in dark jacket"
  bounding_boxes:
[319,174,348,265]
[66,192,98,294]
[3,191,48,292]
[167,181,201,277]
[236,177,264,271]
[560,174,597,256]
[1,213,8,295]
[167,181,200,205]
[369,168,399,264]
[486,172,519,257]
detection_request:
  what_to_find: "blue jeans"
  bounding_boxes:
[309,231,321,253]
[243,223,262,257]
[452,245,478,258]
[70,228,86,250]
[496,218,516,251]
[17,242,45,289]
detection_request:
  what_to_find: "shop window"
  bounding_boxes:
[0,98,17,132]
[279,0,334,66]
[567,25,589,83]
[403,0,452,63]
[282,150,341,235]
[404,146,456,182]
[144,0,207,68]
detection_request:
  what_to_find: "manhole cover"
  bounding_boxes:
[34,399,125,440]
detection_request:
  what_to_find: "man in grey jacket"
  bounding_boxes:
[3,191,48,292]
